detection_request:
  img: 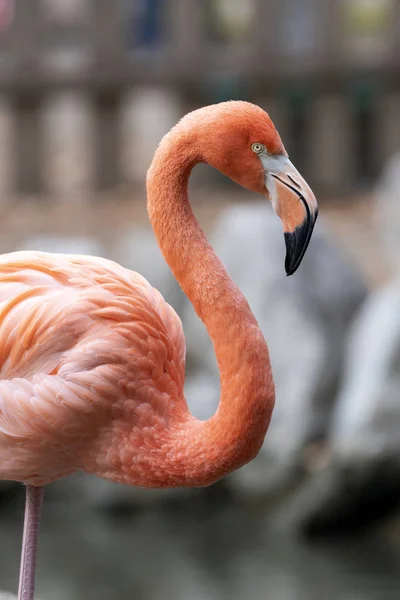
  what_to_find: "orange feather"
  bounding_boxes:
[0,102,283,492]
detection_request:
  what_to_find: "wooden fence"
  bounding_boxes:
[0,0,399,199]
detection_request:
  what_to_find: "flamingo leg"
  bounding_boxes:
[18,485,44,600]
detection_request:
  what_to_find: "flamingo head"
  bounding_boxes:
[193,101,318,276]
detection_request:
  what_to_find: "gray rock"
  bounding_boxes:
[272,456,400,538]
[182,202,367,499]
[111,227,186,314]
[376,153,400,273]
[183,371,220,421]
[331,278,400,461]
[275,278,400,536]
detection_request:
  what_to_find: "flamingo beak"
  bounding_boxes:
[263,156,318,276]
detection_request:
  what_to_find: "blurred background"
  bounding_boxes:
[1,0,400,599]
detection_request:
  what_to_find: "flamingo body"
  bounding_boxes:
[0,251,186,487]
[5,101,319,600]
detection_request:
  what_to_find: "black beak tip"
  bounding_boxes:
[285,263,298,277]
[284,232,300,276]
[284,212,317,276]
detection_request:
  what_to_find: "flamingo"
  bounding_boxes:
[0,101,318,600]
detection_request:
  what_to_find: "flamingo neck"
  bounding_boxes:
[146,131,275,486]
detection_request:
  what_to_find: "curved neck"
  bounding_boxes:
[146,132,275,486]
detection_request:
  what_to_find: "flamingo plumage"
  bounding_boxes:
[0,101,318,600]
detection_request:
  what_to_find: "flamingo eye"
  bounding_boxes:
[251,143,265,154]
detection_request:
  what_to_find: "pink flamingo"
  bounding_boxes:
[0,101,317,600]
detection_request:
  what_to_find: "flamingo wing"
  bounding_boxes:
[0,251,187,485]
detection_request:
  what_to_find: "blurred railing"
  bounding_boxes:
[0,0,398,200]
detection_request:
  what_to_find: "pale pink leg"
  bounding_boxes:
[18,485,44,600]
